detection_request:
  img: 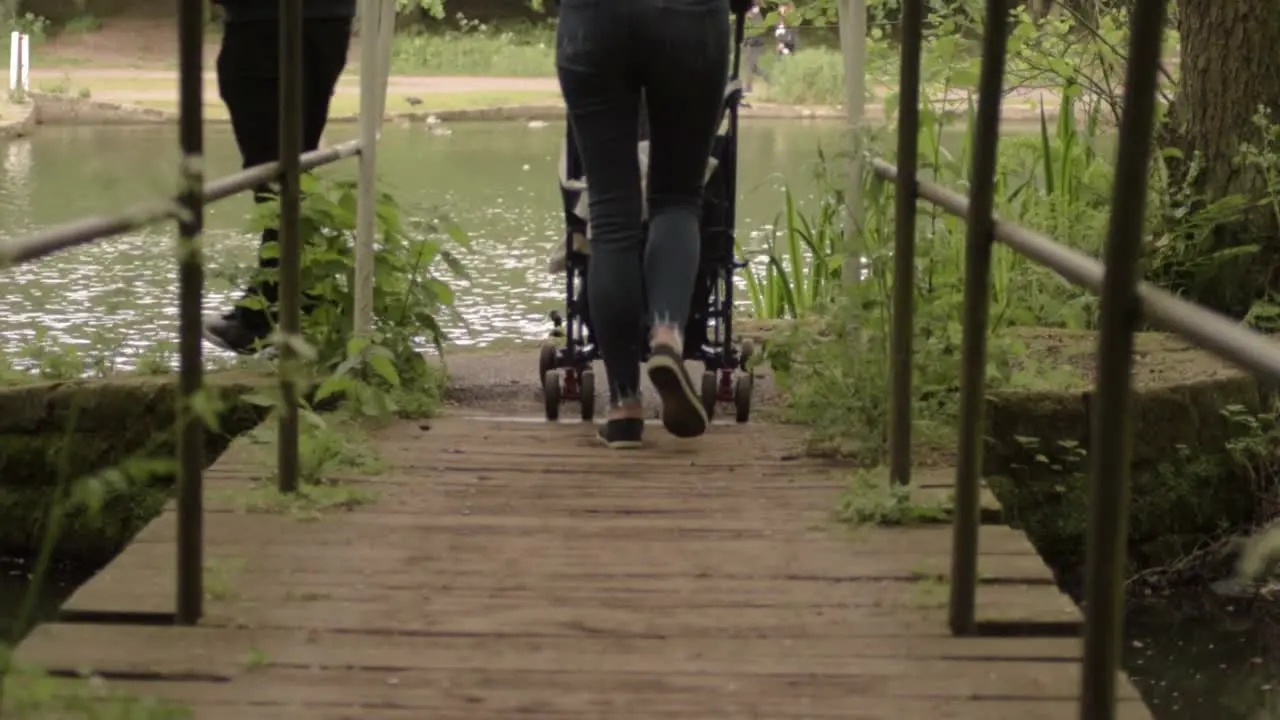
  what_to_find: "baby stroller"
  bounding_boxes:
[538,10,755,424]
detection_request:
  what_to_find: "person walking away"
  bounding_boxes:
[202,0,355,354]
[557,0,730,449]
[775,3,798,56]
[742,1,769,97]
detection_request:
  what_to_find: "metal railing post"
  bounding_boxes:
[837,0,866,287]
[354,0,380,337]
[1079,0,1167,716]
[174,0,205,626]
[949,0,1011,636]
[354,0,394,338]
[277,0,304,494]
[375,0,396,123]
[888,0,923,487]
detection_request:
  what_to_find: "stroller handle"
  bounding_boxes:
[730,6,747,81]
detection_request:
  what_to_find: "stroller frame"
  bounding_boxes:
[539,10,754,424]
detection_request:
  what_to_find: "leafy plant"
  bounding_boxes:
[232,175,467,419]
[739,177,845,320]
[835,468,950,527]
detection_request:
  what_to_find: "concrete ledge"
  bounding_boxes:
[31,91,172,125]
[0,371,274,562]
[0,96,38,138]
[983,328,1274,581]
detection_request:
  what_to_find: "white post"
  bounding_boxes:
[353,0,382,337]
[838,0,866,285]
[9,31,18,92]
[20,31,28,92]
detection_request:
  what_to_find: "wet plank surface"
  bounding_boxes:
[9,412,1151,718]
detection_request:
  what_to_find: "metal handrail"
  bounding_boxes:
[0,141,364,267]
[877,0,1279,717]
[0,0,394,627]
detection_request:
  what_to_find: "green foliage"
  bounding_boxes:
[61,13,99,35]
[761,48,848,107]
[2,666,192,719]
[1,178,467,712]
[390,19,555,77]
[1149,108,1280,324]
[236,174,466,420]
[739,177,844,320]
[763,82,1114,459]
[835,468,951,526]
[243,407,386,486]
[394,0,546,20]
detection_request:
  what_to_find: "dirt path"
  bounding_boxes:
[31,68,560,94]
[443,344,784,421]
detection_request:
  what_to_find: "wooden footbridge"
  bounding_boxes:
[11,415,1152,718]
[4,0,1280,717]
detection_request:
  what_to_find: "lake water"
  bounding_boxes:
[0,120,846,363]
[1,121,1277,718]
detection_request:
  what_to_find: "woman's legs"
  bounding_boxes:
[641,1,731,438]
[556,5,646,434]
[556,0,728,442]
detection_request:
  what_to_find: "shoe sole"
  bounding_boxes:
[596,435,644,450]
[201,326,237,353]
[646,347,708,439]
[202,325,266,356]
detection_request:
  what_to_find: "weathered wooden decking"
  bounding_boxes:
[11,413,1151,718]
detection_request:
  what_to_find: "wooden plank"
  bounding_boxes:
[10,681,1152,720]
[15,417,1148,718]
[20,665,1129,704]
[19,624,1106,675]
[130,512,1038,552]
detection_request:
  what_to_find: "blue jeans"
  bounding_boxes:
[556,0,730,406]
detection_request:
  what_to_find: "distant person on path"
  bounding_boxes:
[202,0,355,354]
[742,1,770,96]
[556,0,731,449]
[775,3,797,56]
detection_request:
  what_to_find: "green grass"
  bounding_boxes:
[759,47,847,107]
[389,27,556,77]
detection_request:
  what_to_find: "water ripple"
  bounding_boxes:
[0,121,843,364]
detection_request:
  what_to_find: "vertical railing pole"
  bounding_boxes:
[375,0,396,123]
[1079,0,1167,716]
[888,0,923,487]
[837,0,866,286]
[175,0,205,625]
[948,0,1011,636]
[354,0,379,337]
[277,0,304,494]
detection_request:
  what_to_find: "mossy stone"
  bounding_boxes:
[0,370,275,561]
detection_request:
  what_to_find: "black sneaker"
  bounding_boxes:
[645,340,708,439]
[596,418,645,450]
[202,310,271,355]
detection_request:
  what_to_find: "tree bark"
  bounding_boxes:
[1159,0,1280,317]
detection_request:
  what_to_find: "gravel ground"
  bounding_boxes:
[442,344,784,422]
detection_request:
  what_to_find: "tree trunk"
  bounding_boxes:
[1159,0,1280,318]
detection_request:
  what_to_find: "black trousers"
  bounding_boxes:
[556,0,729,404]
[216,17,352,307]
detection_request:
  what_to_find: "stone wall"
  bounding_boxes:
[0,371,271,563]
[982,328,1276,584]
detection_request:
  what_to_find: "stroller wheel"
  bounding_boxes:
[539,343,557,383]
[580,370,596,422]
[700,370,718,421]
[734,373,754,424]
[543,370,562,421]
